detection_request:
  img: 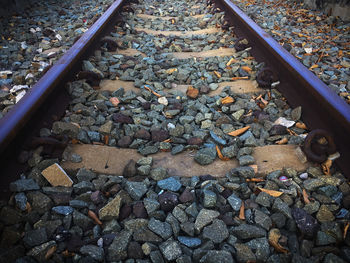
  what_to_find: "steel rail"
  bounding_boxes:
[214,0,350,176]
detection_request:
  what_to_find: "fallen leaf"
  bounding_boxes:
[269,228,289,253]
[287,128,298,136]
[321,159,332,176]
[186,86,199,99]
[239,202,245,220]
[227,126,250,137]
[103,135,109,145]
[246,178,265,182]
[302,189,310,204]
[216,145,230,161]
[231,76,249,80]
[226,58,238,66]
[344,222,350,240]
[163,138,172,143]
[214,71,221,78]
[221,96,235,104]
[109,97,120,106]
[166,68,177,74]
[309,64,318,70]
[144,85,162,97]
[276,137,288,145]
[241,66,252,73]
[62,250,75,257]
[45,245,57,260]
[88,210,102,225]
[258,187,283,197]
[295,122,307,129]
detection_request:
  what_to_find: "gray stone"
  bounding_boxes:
[10,178,40,192]
[255,192,274,207]
[73,210,93,231]
[272,198,292,219]
[76,168,96,182]
[137,165,151,176]
[171,144,185,155]
[27,191,53,214]
[125,181,148,200]
[139,145,158,155]
[150,250,165,263]
[303,179,325,191]
[194,147,217,165]
[227,193,242,211]
[52,206,74,216]
[234,243,256,263]
[226,166,255,180]
[195,209,220,232]
[160,241,182,261]
[238,155,255,166]
[14,192,27,211]
[203,189,217,208]
[231,224,266,240]
[323,253,346,263]
[172,206,188,223]
[108,230,132,261]
[144,198,160,214]
[148,218,172,239]
[254,209,272,230]
[202,219,229,244]
[157,177,182,192]
[23,228,48,248]
[221,144,239,158]
[316,231,336,246]
[52,121,79,138]
[200,250,234,263]
[178,236,201,248]
[246,237,270,262]
[80,245,104,262]
[150,167,167,181]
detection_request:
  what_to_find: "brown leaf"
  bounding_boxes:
[258,187,283,197]
[103,135,109,145]
[241,66,252,73]
[302,189,310,204]
[166,68,177,74]
[45,245,57,260]
[309,64,318,70]
[88,210,102,225]
[269,228,289,253]
[344,222,350,240]
[216,145,230,161]
[144,86,162,98]
[231,76,249,81]
[239,202,245,220]
[276,137,288,145]
[226,58,238,66]
[295,122,307,129]
[321,159,332,176]
[186,86,199,99]
[109,97,120,107]
[246,178,265,182]
[227,126,250,137]
[221,96,235,104]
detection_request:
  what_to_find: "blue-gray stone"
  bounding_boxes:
[157,177,182,192]
[336,208,350,219]
[14,192,27,211]
[87,131,100,142]
[52,206,74,215]
[194,147,217,165]
[239,130,253,141]
[178,236,201,248]
[69,199,89,208]
[209,131,226,145]
[317,185,338,197]
[10,178,40,192]
[227,193,242,211]
[125,181,148,200]
[171,145,185,155]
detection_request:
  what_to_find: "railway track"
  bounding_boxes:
[0,0,350,261]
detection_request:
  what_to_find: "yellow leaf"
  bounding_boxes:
[241,66,252,73]
[309,64,318,70]
[166,68,177,74]
[226,58,237,66]
[257,187,283,197]
[221,96,235,104]
[216,145,230,161]
[214,71,221,78]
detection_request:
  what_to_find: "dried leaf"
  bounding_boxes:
[109,97,120,107]
[227,126,250,137]
[269,228,289,253]
[216,145,230,161]
[221,96,235,104]
[287,128,298,136]
[214,71,221,78]
[144,85,162,97]
[166,68,177,74]
[226,58,238,66]
[344,222,350,240]
[309,64,318,70]
[295,122,307,129]
[163,139,172,143]
[276,137,288,145]
[239,202,245,220]
[45,245,57,260]
[258,187,283,197]
[231,76,249,80]
[302,189,310,204]
[171,19,175,24]
[321,159,332,176]
[241,66,252,73]
[246,178,265,182]
[103,135,109,145]
[186,86,199,99]
[88,210,102,225]
[62,250,75,257]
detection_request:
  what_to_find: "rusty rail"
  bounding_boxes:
[214,0,350,176]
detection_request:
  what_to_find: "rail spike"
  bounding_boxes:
[303,129,337,163]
